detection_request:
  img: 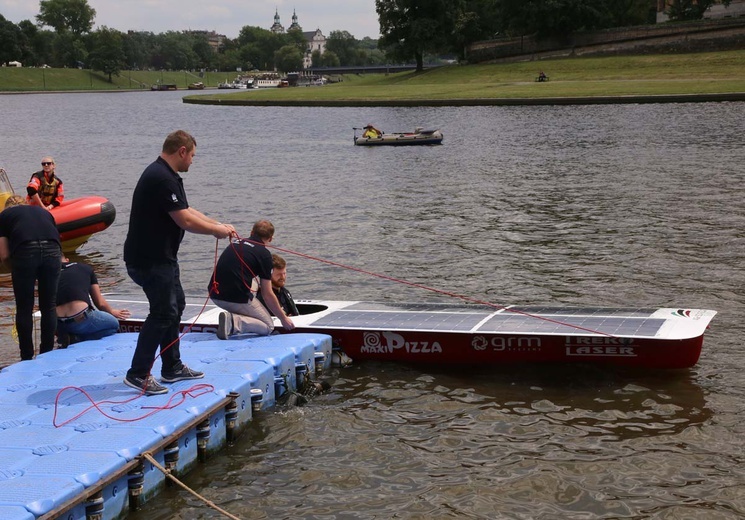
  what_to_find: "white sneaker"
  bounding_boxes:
[217,311,232,340]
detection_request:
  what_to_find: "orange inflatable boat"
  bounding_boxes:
[51,196,116,252]
[0,168,115,252]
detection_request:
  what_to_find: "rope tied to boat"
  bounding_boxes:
[232,234,617,337]
[141,452,243,520]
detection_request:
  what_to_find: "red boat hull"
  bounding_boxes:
[50,196,116,249]
[292,327,704,369]
[109,298,715,370]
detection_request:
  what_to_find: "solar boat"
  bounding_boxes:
[112,298,717,369]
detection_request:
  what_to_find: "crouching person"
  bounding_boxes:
[56,255,131,346]
[208,220,294,339]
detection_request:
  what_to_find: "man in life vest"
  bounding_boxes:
[363,123,382,138]
[27,156,64,210]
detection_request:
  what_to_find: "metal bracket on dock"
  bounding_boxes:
[314,351,326,375]
[250,387,264,412]
[295,362,309,383]
[225,392,240,444]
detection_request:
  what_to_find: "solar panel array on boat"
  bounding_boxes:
[477,314,665,336]
[309,303,666,337]
[311,310,489,331]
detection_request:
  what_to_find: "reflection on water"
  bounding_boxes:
[1,92,744,518]
[129,363,716,520]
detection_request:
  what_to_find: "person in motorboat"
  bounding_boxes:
[123,130,236,395]
[362,123,382,138]
[209,220,295,339]
[257,253,299,317]
[27,156,64,210]
[0,194,62,360]
[56,255,131,347]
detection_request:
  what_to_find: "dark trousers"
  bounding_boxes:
[11,241,62,360]
[126,262,185,378]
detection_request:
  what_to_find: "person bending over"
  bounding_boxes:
[0,195,62,360]
[209,220,295,339]
[56,256,131,346]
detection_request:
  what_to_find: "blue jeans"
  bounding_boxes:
[11,240,61,360]
[57,308,120,341]
[126,262,185,378]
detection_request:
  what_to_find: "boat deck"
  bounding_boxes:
[113,298,716,341]
[0,331,332,519]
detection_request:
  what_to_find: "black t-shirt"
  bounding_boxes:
[123,156,188,267]
[0,205,61,256]
[208,237,272,304]
[57,261,96,306]
[257,286,299,317]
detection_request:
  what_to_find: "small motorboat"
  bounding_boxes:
[111,297,716,369]
[354,127,444,146]
[0,168,115,252]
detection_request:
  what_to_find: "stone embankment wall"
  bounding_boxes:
[466,18,745,63]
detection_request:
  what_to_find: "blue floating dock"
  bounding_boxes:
[0,331,332,519]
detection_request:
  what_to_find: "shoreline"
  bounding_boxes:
[182,92,745,106]
[2,89,744,106]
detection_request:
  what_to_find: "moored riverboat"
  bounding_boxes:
[112,298,716,369]
[150,83,177,91]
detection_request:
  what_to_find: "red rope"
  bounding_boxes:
[235,235,616,338]
[54,238,225,427]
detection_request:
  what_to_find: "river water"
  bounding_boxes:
[0,91,743,519]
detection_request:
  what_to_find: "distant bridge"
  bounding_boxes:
[304,64,435,75]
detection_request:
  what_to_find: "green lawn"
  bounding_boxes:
[0,68,239,91]
[192,50,745,103]
[2,50,744,102]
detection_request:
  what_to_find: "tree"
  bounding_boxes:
[667,0,730,21]
[376,0,463,71]
[498,0,610,39]
[156,31,199,70]
[190,35,216,69]
[87,26,125,81]
[326,30,359,66]
[0,15,24,65]
[319,50,340,67]
[122,31,155,70]
[238,26,284,70]
[274,44,303,72]
[36,0,96,36]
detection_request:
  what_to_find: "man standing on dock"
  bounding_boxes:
[123,130,236,395]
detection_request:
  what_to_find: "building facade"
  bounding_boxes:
[270,10,326,68]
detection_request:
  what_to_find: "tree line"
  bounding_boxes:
[0,0,386,80]
[1,0,731,79]
[376,0,732,70]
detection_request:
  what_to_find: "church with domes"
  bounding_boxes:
[270,9,326,68]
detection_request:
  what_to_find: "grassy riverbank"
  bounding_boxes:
[188,50,745,105]
[1,50,744,103]
[0,68,239,91]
